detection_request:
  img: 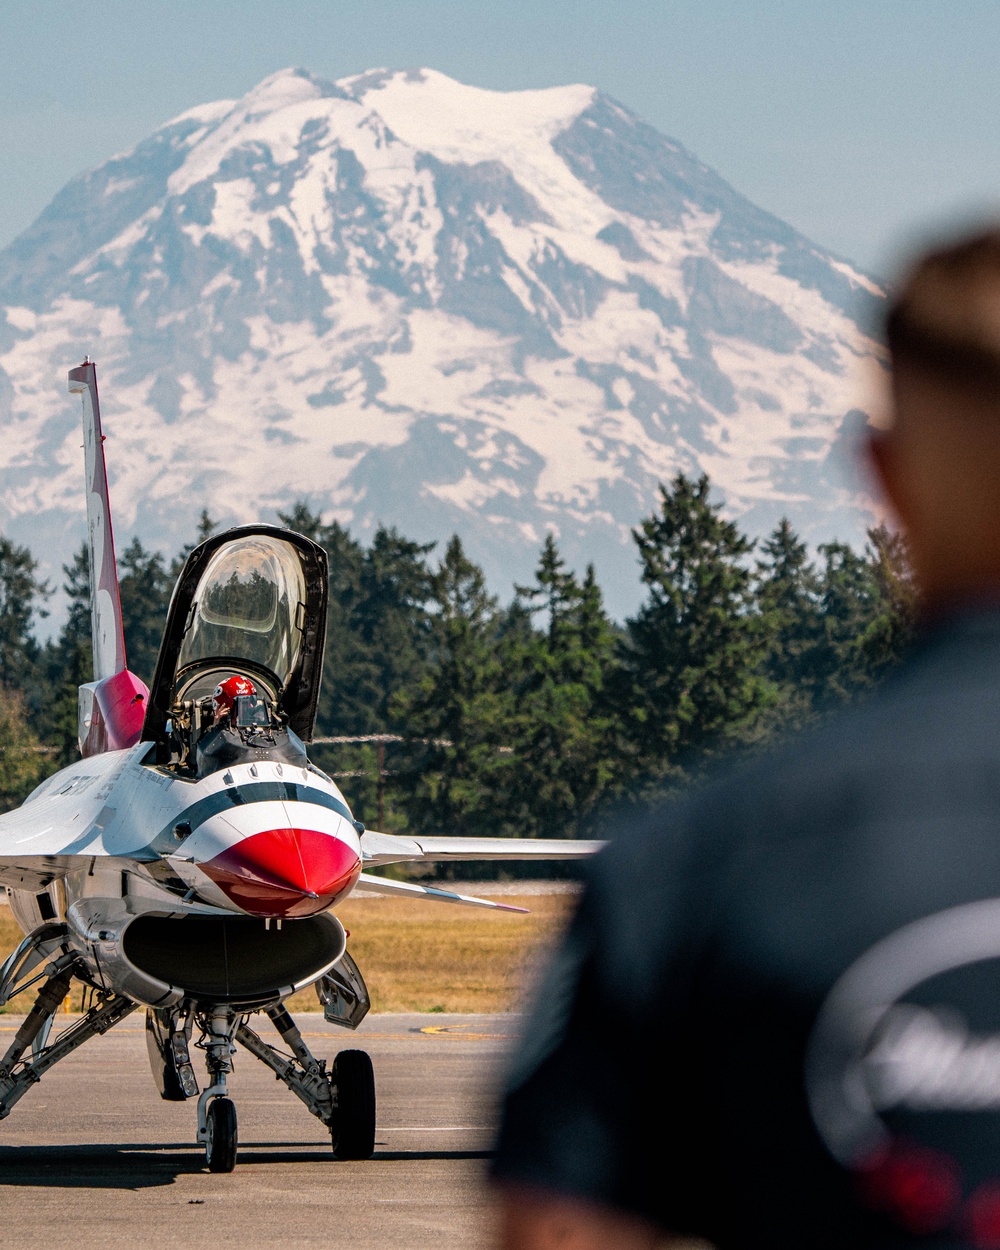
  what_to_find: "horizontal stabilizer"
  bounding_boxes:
[359,829,604,867]
[352,873,528,912]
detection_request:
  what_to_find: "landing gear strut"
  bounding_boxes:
[0,964,137,1120]
[196,1009,239,1172]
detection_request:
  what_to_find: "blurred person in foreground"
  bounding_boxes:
[492,227,1000,1249]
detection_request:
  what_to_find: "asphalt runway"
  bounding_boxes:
[0,1011,520,1249]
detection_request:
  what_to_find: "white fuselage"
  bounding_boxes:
[0,744,363,1004]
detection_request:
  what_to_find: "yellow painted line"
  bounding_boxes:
[419,1023,504,1040]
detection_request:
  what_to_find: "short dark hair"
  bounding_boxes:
[887,228,1000,394]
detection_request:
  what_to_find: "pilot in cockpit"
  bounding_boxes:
[212,675,258,726]
[194,673,298,776]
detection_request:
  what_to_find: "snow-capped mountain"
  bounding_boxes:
[0,67,885,617]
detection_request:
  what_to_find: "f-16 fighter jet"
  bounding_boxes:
[0,361,600,1171]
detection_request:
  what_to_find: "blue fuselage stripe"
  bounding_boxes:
[149,782,353,857]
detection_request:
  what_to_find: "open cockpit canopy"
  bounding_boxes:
[142,525,328,744]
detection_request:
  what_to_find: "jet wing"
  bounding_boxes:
[353,832,600,911]
[0,802,94,889]
[0,782,135,888]
[0,744,164,892]
[359,830,604,866]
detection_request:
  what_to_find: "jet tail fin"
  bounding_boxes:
[69,359,125,682]
[68,359,148,756]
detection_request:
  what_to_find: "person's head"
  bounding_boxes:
[212,674,256,724]
[870,227,1000,614]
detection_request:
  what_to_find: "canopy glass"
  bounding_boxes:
[177,535,307,688]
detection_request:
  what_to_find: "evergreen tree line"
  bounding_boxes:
[0,476,916,854]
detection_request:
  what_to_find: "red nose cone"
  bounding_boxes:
[201,828,361,917]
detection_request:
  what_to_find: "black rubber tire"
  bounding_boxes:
[332,1049,376,1160]
[206,1096,238,1173]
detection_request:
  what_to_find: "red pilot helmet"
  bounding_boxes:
[212,674,257,722]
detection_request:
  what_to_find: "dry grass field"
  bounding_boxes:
[0,891,577,1014]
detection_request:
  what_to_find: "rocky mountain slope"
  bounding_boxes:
[0,67,886,616]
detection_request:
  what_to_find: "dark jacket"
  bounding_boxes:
[494,610,1000,1248]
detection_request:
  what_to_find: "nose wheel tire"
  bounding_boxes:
[332,1049,376,1160]
[205,1096,238,1172]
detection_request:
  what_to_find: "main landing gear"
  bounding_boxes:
[0,928,376,1174]
[149,1001,377,1171]
[332,1048,377,1160]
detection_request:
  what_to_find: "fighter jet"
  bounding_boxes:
[0,361,600,1171]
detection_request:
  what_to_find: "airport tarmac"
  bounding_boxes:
[0,1011,520,1249]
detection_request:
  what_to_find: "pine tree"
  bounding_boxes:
[38,544,93,764]
[307,520,437,746]
[278,506,436,822]
[812,540,882,704]
[0,497,927,832]
[306,517,367,736]
[392,536,510,841]
[620,474,771,778]
[117,538,172,685]
[502,542,619,839]
[171,509,220,574]
[0,534,47,697]
[278,502,322,542]
[860,524,917,679]
[756,518,823,721]
[0,687,47,812]
[577,565,620,680]
[293,511,376,819]
[515,535,579,647]
[344,526,436,733]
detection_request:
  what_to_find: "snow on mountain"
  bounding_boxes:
[0,67,886,618]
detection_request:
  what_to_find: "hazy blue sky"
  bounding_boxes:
[3,0,999,274]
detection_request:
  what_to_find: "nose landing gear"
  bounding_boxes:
[195,1009,239,1173]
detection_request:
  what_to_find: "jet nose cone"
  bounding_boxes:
[201,828,361,917]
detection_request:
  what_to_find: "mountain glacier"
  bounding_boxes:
[0,66,886,617]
